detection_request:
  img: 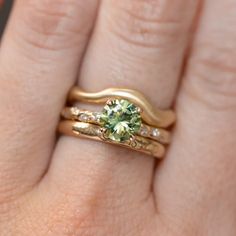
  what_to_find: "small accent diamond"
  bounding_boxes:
[71,107,80,116]
[93,112,101,122]
[152,128,160,137]
[140,126,148,136]
[79,113,89,122]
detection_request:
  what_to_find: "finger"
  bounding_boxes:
[80,0,199,107]
[156,0,236,232]
[46,0,199,223]
[0,0,98,198]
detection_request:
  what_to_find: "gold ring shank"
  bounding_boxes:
[61,107,171,144]
[58,120,166,159]
[68,87,176,128]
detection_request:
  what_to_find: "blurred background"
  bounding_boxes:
[0,0,13,36]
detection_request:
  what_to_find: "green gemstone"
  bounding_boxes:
[99,99,142,142]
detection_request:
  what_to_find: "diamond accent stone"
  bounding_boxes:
[71,107,80,116]
[79,113,89,122]
[93,112,101,122]
[100,99,142,142]
[140,126,148,136]
[152,128,160,137]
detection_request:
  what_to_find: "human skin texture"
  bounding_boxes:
[0,0,236,235]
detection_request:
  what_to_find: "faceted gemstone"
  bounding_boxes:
[152,128,160,137]
[93,112,101,122]
[79,114,89,122]
[140,125,149,136]
[99,99,142,142]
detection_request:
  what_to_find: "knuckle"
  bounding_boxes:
[185,42,236,109]
[191,42,236,78]
[106,0,185,48]
[16,0,95,51]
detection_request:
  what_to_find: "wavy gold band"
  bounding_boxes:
[68,87,176,128]
[58,120,166,158]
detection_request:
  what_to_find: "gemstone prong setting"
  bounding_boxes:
[100,99,142,142]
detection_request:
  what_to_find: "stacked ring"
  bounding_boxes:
[58,87,176,159]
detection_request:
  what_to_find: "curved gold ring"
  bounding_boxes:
[58,120,166,158]
[61,107,171,144]
[68,87,176,128]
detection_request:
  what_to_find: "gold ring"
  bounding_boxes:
[68,87,176,128]
[61,107,171,145]
[58,120,166,158]
[58,87,176,159]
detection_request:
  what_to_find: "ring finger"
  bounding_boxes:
[46,0,199,227]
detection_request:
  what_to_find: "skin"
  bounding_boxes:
[0,0,236,235]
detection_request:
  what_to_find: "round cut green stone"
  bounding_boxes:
[100,99,142,142]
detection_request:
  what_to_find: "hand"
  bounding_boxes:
[0,0,236,235]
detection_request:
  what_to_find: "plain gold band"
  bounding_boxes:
[68,87,176,128]
[58,120,166,159]
[61,107,171,145]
